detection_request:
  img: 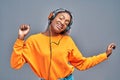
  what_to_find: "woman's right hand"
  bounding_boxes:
[18,24,30,40]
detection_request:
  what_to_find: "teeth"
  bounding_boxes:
[57,25,62,30]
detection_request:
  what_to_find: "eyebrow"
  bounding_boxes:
[61,15,70,23]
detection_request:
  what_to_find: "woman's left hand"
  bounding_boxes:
[106,43,116,57]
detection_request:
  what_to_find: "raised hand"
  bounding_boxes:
[18,24,30,40]
[106,43,116,57]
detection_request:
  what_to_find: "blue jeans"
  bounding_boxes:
[60,74,74,80]
[40,74,74,80]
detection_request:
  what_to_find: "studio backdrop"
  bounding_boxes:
[0,0,120,80]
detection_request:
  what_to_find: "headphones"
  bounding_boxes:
[48,8,73,34]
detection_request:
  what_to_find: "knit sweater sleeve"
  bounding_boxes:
[10,36,33,69]
[68,37,108,71]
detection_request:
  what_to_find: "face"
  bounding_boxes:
[50,12,71,34]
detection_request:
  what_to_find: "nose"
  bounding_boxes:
[60,21,65,29]
[60,20,66,27]
[61,20,64,25]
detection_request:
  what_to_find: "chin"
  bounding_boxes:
[56,31,61,34]
[54,30,62,34]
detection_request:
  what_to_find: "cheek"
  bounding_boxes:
[64,25,67,29]
[51,21,56,27]
[51,19,58,26]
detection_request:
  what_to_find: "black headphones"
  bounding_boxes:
[48,8,73,34]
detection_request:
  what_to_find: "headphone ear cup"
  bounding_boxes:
[66,26,71,32]
[48,12,54,20]
[65,21,72,32]
[61,26,71,34]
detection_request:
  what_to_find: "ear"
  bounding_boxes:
[48,12,54,20]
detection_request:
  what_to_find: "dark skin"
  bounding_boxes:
[18,12,116,57]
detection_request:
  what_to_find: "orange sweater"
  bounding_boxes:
[10,33,107,80]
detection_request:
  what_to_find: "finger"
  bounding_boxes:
[20,24,30,31]
[112,44,116,49]
[20,24,25,30]
[27,24,30,30]
[110,43,116,49]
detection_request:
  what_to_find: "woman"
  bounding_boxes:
[10,8,116,80]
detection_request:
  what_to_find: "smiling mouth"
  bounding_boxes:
[56,24,63,30]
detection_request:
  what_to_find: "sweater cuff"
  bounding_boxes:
[14,39,24,47]
[102,52,108,59]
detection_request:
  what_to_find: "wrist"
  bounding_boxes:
[106,52,112,57]
[18,35,25,40]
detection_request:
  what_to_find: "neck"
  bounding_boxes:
[42,27,60,37]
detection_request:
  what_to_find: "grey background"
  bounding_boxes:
[0,0,120,80]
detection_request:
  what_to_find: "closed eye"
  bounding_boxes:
[65,20,70,26]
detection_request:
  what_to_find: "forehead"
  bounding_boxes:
[56,12,71,20]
